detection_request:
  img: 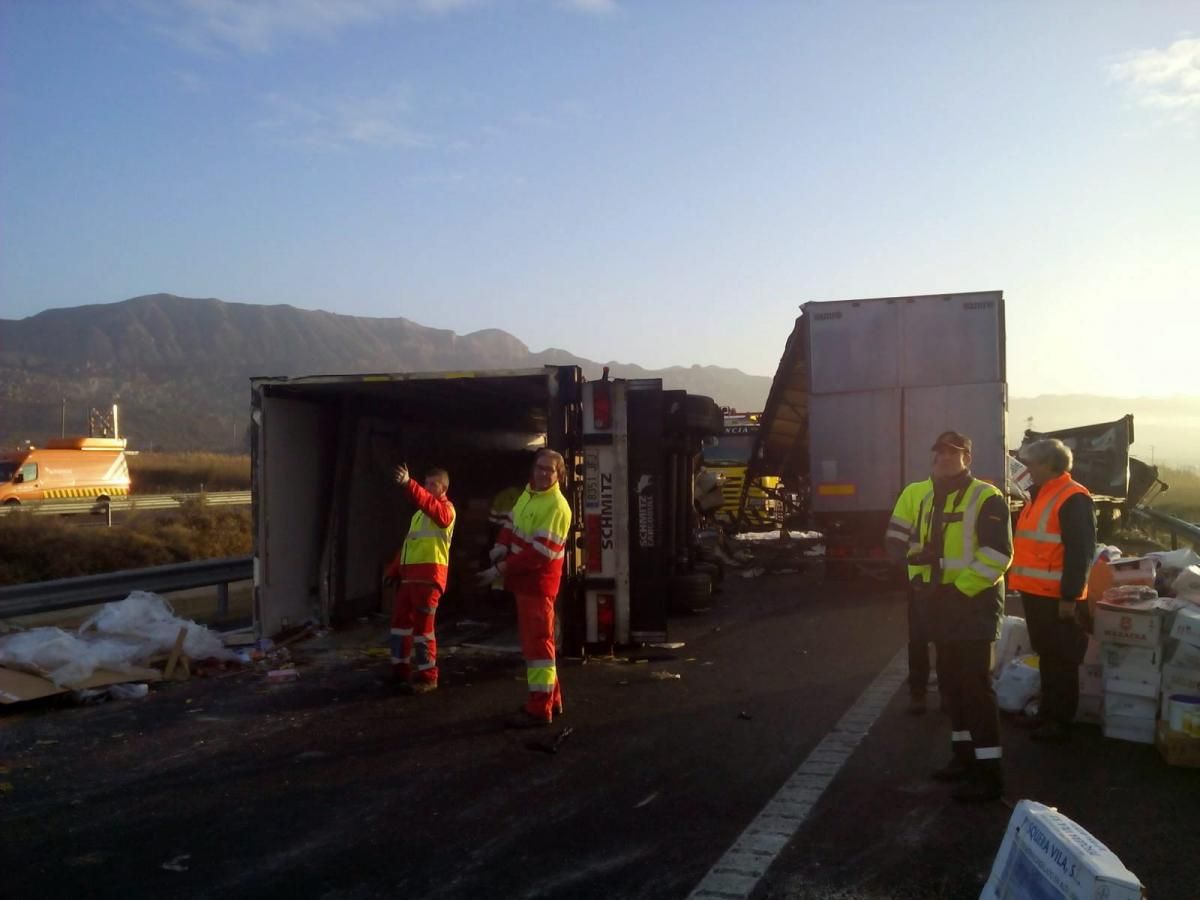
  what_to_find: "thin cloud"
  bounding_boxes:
[144,0,477,54]
[1110,37,1200,122]
[255,86,434,150]
[558,0,618,14]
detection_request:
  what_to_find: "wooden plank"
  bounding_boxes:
[163,626,188,680]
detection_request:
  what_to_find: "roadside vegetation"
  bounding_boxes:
[129,452,250,493]
[1153,465,1200,522]
[0,501,252,586]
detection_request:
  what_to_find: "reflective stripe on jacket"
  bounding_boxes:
[386,481,456,591]
[888,477,1012,597]
[1010,472,1091,600]
[499,482,573,597]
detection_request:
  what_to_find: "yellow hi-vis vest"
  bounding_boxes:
[400,508,455,586]
[887,478,1011,597]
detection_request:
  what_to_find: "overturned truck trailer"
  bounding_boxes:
[249,367,721,653]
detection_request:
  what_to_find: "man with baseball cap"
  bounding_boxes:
[886,430,1013,802]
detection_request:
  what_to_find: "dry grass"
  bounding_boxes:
[0,501,252,586]
[1154,465,1200,522]
[129,452,250,493]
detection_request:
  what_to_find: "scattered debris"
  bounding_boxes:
[648,642,686,650]
[649,671,682,681]
[527,726,574,755]
[267,669,300,684]
[740,567,767,579]
[634,791,660,809]
[161,854,191,873]
[738,711,753,721]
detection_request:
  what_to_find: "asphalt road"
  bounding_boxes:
[1,568,1195,899]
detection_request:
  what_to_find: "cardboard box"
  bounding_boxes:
[1107,556,1157,588]
[1094,597,1163,648]
[1166,638,1200,670]
[1169,603,1200,648]
[980,800,1143,900]
[1156,720,1200,768]
[1103,691,1159,720]
[1079,662,1104,696]
[1103,674,1160,699]
[1100,643,1163,685]
[1103,714,1156,744]
[0,664,161,705]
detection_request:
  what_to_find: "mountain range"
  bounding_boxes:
[3,294,1197,466]
[0,294,771,451]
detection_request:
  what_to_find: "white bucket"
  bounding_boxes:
[1166,693,1200,735]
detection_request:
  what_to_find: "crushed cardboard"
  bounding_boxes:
[0,664,161,705]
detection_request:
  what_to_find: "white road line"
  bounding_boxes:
[688,647,909,900]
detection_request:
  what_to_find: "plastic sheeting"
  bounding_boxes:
[0,592,234,688]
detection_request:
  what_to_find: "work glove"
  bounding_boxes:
[488,544,508,563]
[393,464,410,486]
[475,566,500,587]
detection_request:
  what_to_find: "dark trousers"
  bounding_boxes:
[938,640,1001,768]
[907,588,946,695]
[908,641,948,696]
[1023,592,1089,725]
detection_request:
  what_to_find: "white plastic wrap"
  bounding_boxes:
[995,655,1041,713]
[0,591,235,688]
[0,627,142,687]
[992,616,1030,679]
[79,591,235,663]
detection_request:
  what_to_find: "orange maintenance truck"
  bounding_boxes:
[0,437,131,506]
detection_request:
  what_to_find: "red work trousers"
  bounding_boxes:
[516,593,562,720]
[390,582,441,685]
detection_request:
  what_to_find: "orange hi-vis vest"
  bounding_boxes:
[1010,472,1091,600]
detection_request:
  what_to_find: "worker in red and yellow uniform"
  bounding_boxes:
[384,464,456,695]
[1010,438,1095,742]
[477,449,573,728]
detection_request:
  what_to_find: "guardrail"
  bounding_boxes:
[1130,506,1200,551]
[0,556,253,620]
[0,490,251,520]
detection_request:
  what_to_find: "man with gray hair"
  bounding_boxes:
[1010,438,1096,742]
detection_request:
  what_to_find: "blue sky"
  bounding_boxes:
[2,1,1198,397]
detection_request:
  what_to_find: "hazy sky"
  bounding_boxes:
[2,1,1197,397]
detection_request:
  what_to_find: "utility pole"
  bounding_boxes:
[61,398,66,437]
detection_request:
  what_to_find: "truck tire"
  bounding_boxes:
[683,395,722,432]
[3,498,19,506]
[669,573,712,614]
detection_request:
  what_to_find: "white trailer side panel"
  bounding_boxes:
[258,395,331,636]
[899,292,1004,387]
[902,382,1008,489]
[805,299,900,394]
[809,389,902,513]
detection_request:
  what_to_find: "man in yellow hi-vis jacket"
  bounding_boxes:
[477,449,573,728]
[886,431,1013,803]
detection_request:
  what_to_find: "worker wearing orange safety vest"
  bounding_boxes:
[477,449,573,728]
[384,465,456,694]
[1010,438,1095,743]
